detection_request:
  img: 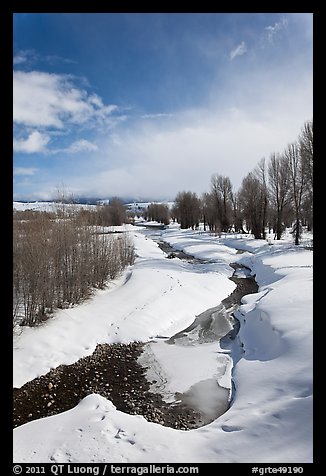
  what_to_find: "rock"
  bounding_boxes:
[48,382,53,391]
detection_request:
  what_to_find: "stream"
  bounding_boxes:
[137,231,258,427]
[13,229,258,431]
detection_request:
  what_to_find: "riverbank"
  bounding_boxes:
[14,229,247,430]
[14,227,313,463]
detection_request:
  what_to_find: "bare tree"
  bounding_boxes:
[254,159,269,239]
[300,120,313,184]
[268,152,291,239]
[145,203,170,225]
[174,191,201,229]
[210,174,233,232]
[238,171,265,239]
[108,198,127,226]
[231,191,245,233]
[284,141,305,245]
[299,120,313,231]
[13,208,135,327]
[202,192,218,232]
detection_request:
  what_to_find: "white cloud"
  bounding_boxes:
[88,94,105,108]
[44,55,77,65]
[13,131,50,154]
[14,167,38,176]
[64,139,98,153]
[65,66,312,200]
[141,113,173,119]
[13,27,312,202]
[16,62,312,199]
[13,54,28,65]
[264,17,288,43]
[230,41,248,61]
[28,63,312,200]
[13,70,119,129]
[19,83,312,200]
[13,49,37,65]
[14,50,77,67]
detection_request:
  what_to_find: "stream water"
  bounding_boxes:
[137,230,258,427]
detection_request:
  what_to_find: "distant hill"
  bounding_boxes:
[13,196,173,206]
[13,198,175,212]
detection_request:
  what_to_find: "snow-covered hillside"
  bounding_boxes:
[13,225,313,463]
[13,201,97,212]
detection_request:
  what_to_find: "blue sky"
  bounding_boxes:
[13,13,313,201]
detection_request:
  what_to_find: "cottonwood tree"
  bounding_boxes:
[109,198,127,226]
[92,199,127,227]
[173,191,201,229]
[145,203,170,225]
[210,174,233,232]
[202,192,219,232]
[284,142,305,245]
[231,191,245,233]
[238,171,266,239]
[268,152,291,240]
[238,159,269,240]
[285,141,306,245]
[254,159,269,239]
[299,120,313,231]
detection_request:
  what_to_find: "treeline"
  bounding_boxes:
[145,120,313,244]
[13,198,129,227]
[69,198,128,227]
[143,203,170,225]
[13,201,135,327]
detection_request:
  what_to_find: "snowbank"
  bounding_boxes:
[13,228,313,463]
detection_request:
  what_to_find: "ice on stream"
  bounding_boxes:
[138,302,236,425]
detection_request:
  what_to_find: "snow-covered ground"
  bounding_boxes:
[13,201,98,212]
[13,224,313,463]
